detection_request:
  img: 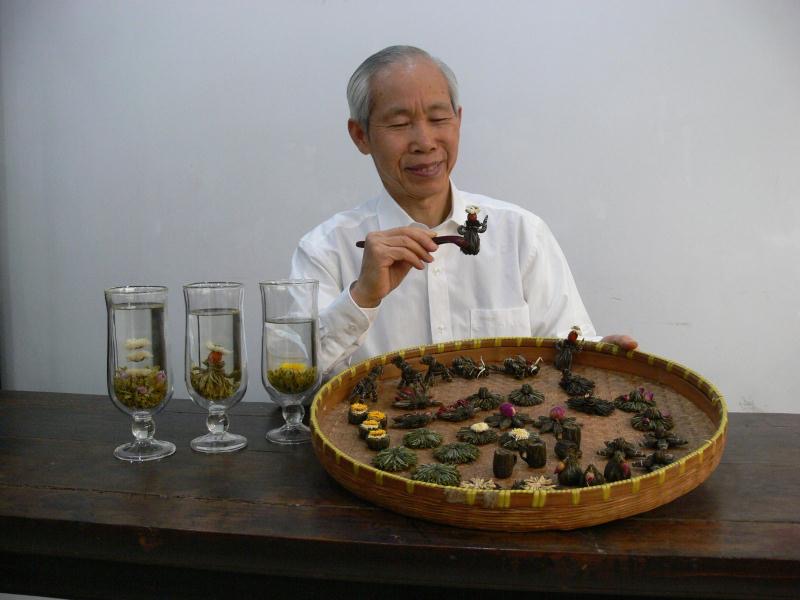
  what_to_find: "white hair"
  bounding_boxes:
[346,45,460,131]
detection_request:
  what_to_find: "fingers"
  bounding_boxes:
[352,228,439,308]
[362,228,438,266]
[381,244,428,270]
[383,227,439,251]
[600,334,638,351]
[367,227,439,250]
[379,236,434,266]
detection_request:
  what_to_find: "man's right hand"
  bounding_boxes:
[350,227,439,308]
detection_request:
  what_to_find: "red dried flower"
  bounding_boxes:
[499,402,516,418]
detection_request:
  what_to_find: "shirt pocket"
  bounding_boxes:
[469,305,531,339]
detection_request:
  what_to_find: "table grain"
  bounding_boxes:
[0,390,798,599]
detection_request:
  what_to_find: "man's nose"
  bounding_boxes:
[410,121,436,152]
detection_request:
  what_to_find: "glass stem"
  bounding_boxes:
[283,404,305,428]
[207,409,229,435]
[132,412,155,443]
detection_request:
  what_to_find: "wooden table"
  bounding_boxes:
[0,390,798,600]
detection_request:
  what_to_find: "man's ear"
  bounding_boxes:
[348,119,371,155]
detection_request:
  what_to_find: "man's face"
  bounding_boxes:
[349,58,461,208]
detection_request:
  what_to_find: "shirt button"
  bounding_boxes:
[437,325,445,333]
[433,267,442,275]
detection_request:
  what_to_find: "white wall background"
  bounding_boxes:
[1,0,798,413]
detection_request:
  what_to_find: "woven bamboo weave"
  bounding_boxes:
[311,338,727,531]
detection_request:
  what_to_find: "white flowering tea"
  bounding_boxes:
[109,302,168,410]
[105,286,175,463]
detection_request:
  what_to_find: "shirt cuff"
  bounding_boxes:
[317,283,379,376]
[322,286,375,341]
[347,282,380,325]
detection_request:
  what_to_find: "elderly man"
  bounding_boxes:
[290,45,636,375]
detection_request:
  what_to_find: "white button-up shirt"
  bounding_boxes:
[290,182,596,375]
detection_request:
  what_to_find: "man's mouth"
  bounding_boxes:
[405,161,443,177]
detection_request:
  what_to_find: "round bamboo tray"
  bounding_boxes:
[310,338,727,531]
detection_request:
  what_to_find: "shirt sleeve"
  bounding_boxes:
[289,242,378,376]
[521,217,598,341]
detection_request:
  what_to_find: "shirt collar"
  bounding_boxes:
[376,180,466,232]
[444,181,467,230]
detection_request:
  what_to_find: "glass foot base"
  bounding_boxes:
[190,432,248,454]
[266,423,311,445]
[114,439,176,462]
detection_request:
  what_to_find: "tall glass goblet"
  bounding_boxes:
[260,279,320,444]
[184,282,248,453]
[105,285,176,462]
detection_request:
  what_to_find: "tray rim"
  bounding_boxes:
[310,337,728,530]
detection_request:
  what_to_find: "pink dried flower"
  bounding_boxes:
[550,406,566,421]
[156,370,167,383]
[499,403,516,418]
[136,386,149,395]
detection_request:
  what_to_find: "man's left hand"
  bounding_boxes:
[599,334,638,351]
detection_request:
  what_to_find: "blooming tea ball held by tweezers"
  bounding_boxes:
[355,207,488,255]
[456,205,488,255]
